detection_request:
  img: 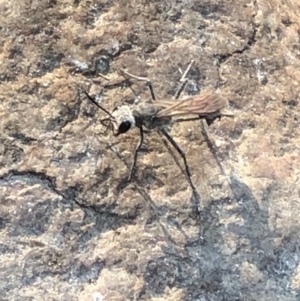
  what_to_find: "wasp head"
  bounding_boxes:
[84,91,137,136]
[111,105,136,136]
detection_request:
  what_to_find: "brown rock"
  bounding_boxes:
[1,0,300,300]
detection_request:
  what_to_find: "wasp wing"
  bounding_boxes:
[156,90,228,118]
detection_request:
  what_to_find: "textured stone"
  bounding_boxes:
[1,0,300,300]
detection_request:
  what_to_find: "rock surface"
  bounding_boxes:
[1,0,300,300]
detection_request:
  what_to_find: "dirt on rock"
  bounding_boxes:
[1,0,300,300]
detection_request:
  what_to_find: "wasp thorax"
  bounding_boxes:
[112,105,136,135]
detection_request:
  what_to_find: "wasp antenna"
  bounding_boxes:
[84,91,114,118]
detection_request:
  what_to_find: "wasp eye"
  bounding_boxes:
[118,121,132,134]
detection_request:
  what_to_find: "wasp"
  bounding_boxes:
[84,60,233,184]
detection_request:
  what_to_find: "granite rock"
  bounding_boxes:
[1,0,300,300]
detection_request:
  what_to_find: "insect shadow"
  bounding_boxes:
[84,60,233,210]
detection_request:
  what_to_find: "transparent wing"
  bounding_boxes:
[156,90,228,118]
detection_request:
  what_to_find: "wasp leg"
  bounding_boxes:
[159,128,200,213]
[174,60,195,99]
[128,126,144,182]
[146,81,156,101]
[160,128,193,182]
[120,68,156,101]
